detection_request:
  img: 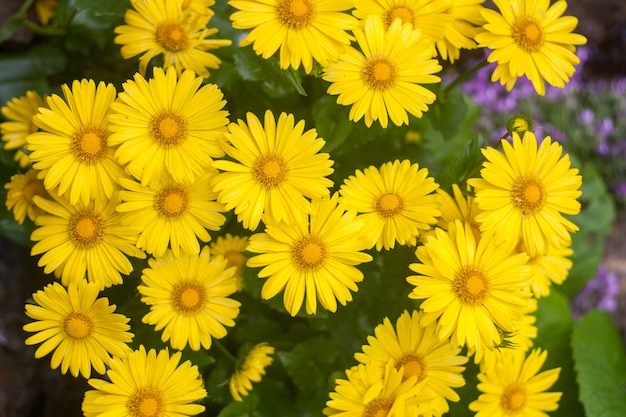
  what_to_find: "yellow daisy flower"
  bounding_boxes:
[30,192,146,289]
[23,280,133,378]
[353,0,453,44]
[247,193,373,316]
[324,361,428,417]
[469,349,562,417]
[108,67,229,188]
[407,220,531,352]
[323,17,441,128]
[5,169,50,224]
[182,0,216,16]
[212,110,334,231]
[435,0,486,63]
[114,0,231,77]
[82,345,207,417]
[35,0,59,25]
[117,171,226,258]
[431,183,481,238]
[139,246,240,351]
[339,159,441,251]
[229,342,275,402]
[1,90,47,168]
[210,233,249,291]
[229,0,358,74]
[467,131,582,257]
[26,79,126,205]
[520,239,573,298]
[355,310,468,416]
[475,0,587,95]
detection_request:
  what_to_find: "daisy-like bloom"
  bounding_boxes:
[82,345,207,417]
[27,79,127,205]
[324,361,428,417]
[469,349,562,417]
[353,0,453,44]
[247,193,373,316]
[475,0,587,96]
[431,183,481,237]
[117,171,226,257]
[210,233,249,291]
[339,159,440,251]
[35,0,59,25]
[23,280,133,379]
[108,67,229,188]
[520,239,572,298]
[435,0,486,63]
[114,0,230,77]
[229,342,275,401]
[467,131,582,257]
[323,17,441,128]
[407,220,532,352]
[355,310,468,416]
[5,169,50,224]
[212,110,334,231]
[30,192,146,289]
[229,0,358,74]
[138,247,240,350]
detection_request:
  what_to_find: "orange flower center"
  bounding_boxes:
[364,397,393,417]
[155,185,189,218]
[512,18,544,52]
[129,388,163,417]
[63,312,93,340]
[156,21,189,52]
[172,281,206,314]
[70,212,103,248]
[277,0,314,29]
[396,354,425,382]
[363,58,397,90]
[292,235,326,270]
[151,111,187,145]
[385,6,414,26]
[375,192,404,217]
[501,386,526,411]
[253,154,287,188]
[512,177,546,215]
[72,126,107,162]
[22,179,46,203]
[453,266,489,304]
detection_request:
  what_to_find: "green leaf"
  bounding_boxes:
[313,96,353,153]
[72,0,130,16]
[216,393,260,417]
[572,310,626,417]
[437,134,485,190]
[560,231,604,297]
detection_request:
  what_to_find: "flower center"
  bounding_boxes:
[363,58,397,90]
[512,18,544,52]
[224,251,246,275]
[364,397,393,417]
[155,185,189,218]
[129,388,163,417]
[396,354,425,382]
[277,0,314,29]
[385,6,414,26]
[453,266,489,304]
[22,179,46,203]
[501,386,526,411]
[512,177,546,215]
[63,312,93,340]
[155,21,189,52]
[375,192,404,217]
[292,236,326,270]
[172,281,206,314]
[151,111,187,145]
[72,126,107,162]
[70,212,103,248]
[253,154,287,188]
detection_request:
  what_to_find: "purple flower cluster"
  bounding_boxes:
[572,264,620,319]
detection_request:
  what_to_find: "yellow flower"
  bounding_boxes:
[212,110,334,231]
[108,67,229,188]
[229,343,275,401]
[5,169,49,224]
[247,193,373,316]
[355,310,468,416]
[23,280,133,378]
[26,79,126,205]
[117,171,226,258]
[139,247,240,351]
[229,0,358,73]
[435,0,486,63]
[210,233,249,291]
[407,220,531,351]
[182,0,216,16]
[82,345,207,417]
[1,90,47,168]
[30,192,146,289]
[467,131,582,256]
[323,17,441,128]
[475,0,587,95]
[353,0,453,44]
[522,239,573,298]
[114,0,230,77]
[35,0,59,25]
[339,160,441,251]
[324,361,428,417]
[469,349,562,417]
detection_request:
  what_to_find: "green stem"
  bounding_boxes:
[215,340,239,364]
[444,59,490,94]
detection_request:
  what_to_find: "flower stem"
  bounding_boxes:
[215,340,238,363]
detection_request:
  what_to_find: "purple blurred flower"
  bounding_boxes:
[578,108,594,126]
[572,264,620,319]
[615,182,626,197]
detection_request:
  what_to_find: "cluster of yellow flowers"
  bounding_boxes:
[0,0,588,416]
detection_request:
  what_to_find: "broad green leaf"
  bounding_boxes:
[216,393,260,417]
[313,96,353,153]
[572,310,626,417]
[560,231,604,297]
[437,134,485,190]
